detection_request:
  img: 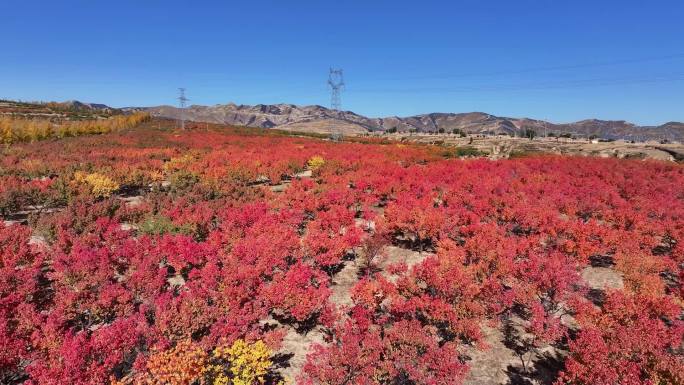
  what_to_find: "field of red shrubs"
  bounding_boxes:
[1,123,683,385]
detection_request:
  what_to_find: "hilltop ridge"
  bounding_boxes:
[141,103,683,141]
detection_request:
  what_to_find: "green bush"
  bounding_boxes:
[139,215,193,236]
[168,170,199,193]
[442,146,487,158]
[508,150,533,158]
[455,146,486,157]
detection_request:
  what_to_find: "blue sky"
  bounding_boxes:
[1,0,683,125]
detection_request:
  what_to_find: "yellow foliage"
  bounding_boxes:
[214,339,273,385]
[1,117,15,145]
[307,156,325,170]
[149,170,165,182]
[130,339,276,385]
[75,171,120,197]
[164,154,196,173]
[0,112,150,145]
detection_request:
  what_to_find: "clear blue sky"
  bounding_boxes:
[1,0,683,125]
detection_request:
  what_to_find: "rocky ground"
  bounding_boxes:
[385,133,684,162]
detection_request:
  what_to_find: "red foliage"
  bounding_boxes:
[301,315,467,385]
[263,262,331,322]
[303,204,362,268]
[556,292,684,385]
[1,127,683,384]
[0,225,45,374]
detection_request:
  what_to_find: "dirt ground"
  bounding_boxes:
[382,133,684,162]
[263,169,633,384]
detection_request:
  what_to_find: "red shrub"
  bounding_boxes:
[557,292,684,385]
[263,262,331,323]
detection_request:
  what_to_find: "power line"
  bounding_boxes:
[348,72,684,94]
[372,53,684,81]
[216,58,684,100]
[181,53,684,101]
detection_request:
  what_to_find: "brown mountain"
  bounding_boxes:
[140,103,683,142]
[137,104,376,135]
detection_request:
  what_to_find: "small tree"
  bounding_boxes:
[0,117,13,145]
[522,129,537,139]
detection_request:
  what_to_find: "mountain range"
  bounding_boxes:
[133,103,683,142]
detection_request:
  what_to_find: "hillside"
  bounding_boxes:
[0,99,118,120]
[137,103,375,135]
[4,99,681,141]
[143,103,684,141]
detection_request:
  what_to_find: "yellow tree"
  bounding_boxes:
[0,117,13,144]
[25,120,40,142]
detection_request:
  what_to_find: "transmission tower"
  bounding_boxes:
[328,68,344,111]
[177,88,189,130]
[327,68,344,139]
